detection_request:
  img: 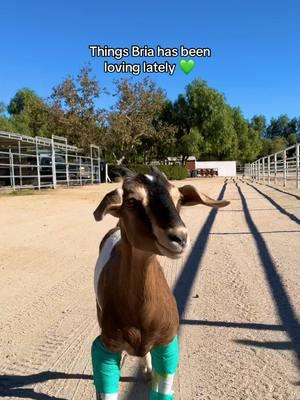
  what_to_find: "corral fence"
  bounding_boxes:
[0,131,108,190]
[245,142,300,189]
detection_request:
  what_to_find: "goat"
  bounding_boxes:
[91,166,230,400]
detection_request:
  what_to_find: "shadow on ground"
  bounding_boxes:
[245,181,300,225]
[235,182,300,373]
[0,371,92,399]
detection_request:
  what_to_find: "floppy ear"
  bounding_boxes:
[179,185,230,208]
[93,188,123,221]
[111,167,135,178]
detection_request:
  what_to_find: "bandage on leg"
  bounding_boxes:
[149,389,174,400]
[97,394,118,400]
[149,336,179,399]
[91,336,121,399]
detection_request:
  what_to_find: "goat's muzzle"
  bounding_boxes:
[155,226,189,259]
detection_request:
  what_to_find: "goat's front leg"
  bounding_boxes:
[149,336,179,400]
[91,336,121,400]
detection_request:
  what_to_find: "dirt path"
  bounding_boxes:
[0,178,299,399]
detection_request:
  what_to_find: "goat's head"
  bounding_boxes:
[94,166,230,259]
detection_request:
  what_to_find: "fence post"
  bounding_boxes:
[283,150,287,187]
[35,137,41,190]
[90,146,94,184]
[262,158,265,182]
[79,156,82,186]
[296,143,299,189]
[267,156,270,184]
[9,149,15,190]
[66,142,69,187]
[98,150,101,184]
[105,163,109,183]
[18,140,22,187]
[258,159,261,181]
[51,136,57,189]
[274,153,277,184]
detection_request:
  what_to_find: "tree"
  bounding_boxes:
[7,89,50,136]
[106,78,175,163]
[271,136,288,153]
[232,108,251,162]
[266,115,290,139]
[169,80,239,160]
[250,115,266,137]
[0,102,13,132]
[178,128,203,163]
[49,66,105,149]
[286,132,297,145]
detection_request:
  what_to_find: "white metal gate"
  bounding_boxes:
[245,143,300,189]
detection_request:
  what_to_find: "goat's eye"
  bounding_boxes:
[124,198,139,209]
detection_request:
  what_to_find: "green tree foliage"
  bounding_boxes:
[0,102,14,132]
[233,108,252,162]
[286,133,297,145]
[179,128,203,163]
[265,114,300,140]
[167,80,239,161]
[250,115,266,136]
[7,89,50,136]
[0,69,299,164]
[271,136,288,153]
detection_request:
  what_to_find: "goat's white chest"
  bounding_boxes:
[94,230,121,302]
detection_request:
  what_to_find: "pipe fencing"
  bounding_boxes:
[245,143,300,189]
[0,132,108,190]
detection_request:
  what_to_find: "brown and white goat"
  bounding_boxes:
[92,167,229,399]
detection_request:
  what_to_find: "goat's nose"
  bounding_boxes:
[168,229,188,247]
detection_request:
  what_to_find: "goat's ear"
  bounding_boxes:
[179,185,230,208]
[93,188,123,221]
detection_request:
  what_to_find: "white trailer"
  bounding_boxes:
[194,161,236,177]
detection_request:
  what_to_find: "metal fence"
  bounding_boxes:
[0,131,108,190]
[245,142,300,189]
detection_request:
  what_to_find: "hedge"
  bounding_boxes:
[108,164,188,181]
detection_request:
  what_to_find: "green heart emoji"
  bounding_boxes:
[179,59,195,74]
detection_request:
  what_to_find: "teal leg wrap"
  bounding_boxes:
[91,336,121,394]
[150,336,178,399]
[149,390,174,399]
[151,336,179,375]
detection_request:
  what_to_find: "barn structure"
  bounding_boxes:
[0,131,106,190]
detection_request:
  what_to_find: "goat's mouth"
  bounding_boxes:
[155,240,187,259]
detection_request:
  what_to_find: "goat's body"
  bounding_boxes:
[92,167,230,398]
[94,227,179,357]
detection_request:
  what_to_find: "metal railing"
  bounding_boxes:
[245,143,300,189]
[0,132,108,190]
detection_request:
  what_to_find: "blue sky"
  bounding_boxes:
[1,0,299,121]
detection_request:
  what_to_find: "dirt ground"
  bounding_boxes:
[0,177,299,400]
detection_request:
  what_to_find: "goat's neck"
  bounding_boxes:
[118,227,158,297]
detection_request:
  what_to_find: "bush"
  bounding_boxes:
[108,164,188,181]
